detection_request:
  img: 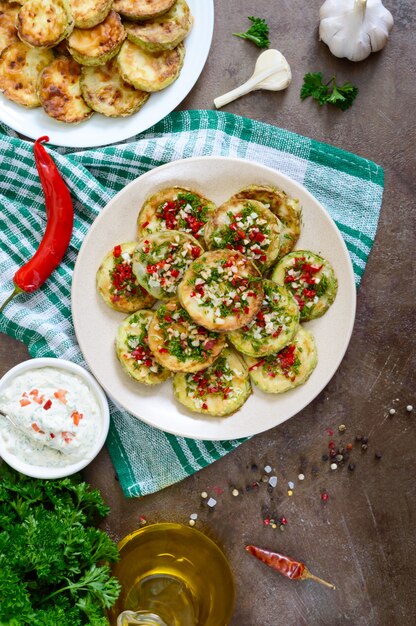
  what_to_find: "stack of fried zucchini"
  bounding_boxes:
[0,0,193,122]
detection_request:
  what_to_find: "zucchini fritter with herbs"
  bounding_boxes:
[67,10,126,67]
[81,59,150,118]
[96,242,156,313]
[245,327,318,393]
[204,198,282,272]
[124,0,192,53]
[271,250,338,321]
[227,280,300,357]
[0,41,54,107]
[38,56,93,123]
[148,299,226,373]
[132,231,204,300]
[178,250,263,332]
[117,39,185,91]
[231,185,301,258]
[115,310,170,385]
[17,0,74,48]
[173,348,252,416]
[137,187,216,244]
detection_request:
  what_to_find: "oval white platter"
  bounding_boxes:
[0,0,213,148]
[72,157,356,440]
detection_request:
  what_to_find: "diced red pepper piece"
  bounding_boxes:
[20,398,31,407]
[43,399,52,410]
[113,245,122,257]
[72,411,83,426]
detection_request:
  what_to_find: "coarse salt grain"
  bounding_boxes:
[288,481,295,489]
[264,465,272,473]
[268,476,278,488]
[330,463,338,470]
[207,497,217,507]
[389,408,396,415]
[190,513,198,520]
[406,405,413,412]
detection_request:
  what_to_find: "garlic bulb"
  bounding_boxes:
[319,0,394,62]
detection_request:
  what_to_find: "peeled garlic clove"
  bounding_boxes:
[319,0,394,62]
[214,49,291,109]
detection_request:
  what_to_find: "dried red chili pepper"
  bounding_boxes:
[246,545,336,589]
[1,136,73,312]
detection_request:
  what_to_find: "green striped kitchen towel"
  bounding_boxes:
[0,110,384,497]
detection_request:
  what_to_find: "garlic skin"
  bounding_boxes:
[319,0,394,62]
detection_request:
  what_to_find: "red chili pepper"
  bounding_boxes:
[245,545,336,589]
[1,136,73,312]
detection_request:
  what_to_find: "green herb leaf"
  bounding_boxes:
[233,16,270,48]
[300,72,358,110]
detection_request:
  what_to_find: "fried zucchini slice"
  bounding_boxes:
[124,0,192,52]
[81,60,150,118]
[173,348,251,416]
[231,185,301,258]
[137,187,216,244]
[245,327,317,394]
[0,2,19,54]
[148,299,226,373]
[113,0,176,21]
[96,242,156,313]
[69,0,113,29]
[132,231,203,300]
[17,0,74,48]
[117,39,184,92]
[228,280,299,357]
[271,250,338,322]
[67,10,125,66]
[0,41,53,107]
[38,56,93,123]
[204,198,281,272]
[178,250,263,332]
[115,310,170,385]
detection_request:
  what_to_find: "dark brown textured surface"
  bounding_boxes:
[1,1,416,624]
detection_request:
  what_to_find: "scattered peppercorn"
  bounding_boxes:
[251,463,258,471]
[361,444,368,452]
[338,424,346,433]
[375,452,382,460]
[335,454,343,462]
[362,437,369,444]
[298,473,305,481]
[261,475,269,483]
[201,491,208,499]
[330,463,338,470]
[348,463,355,471]
[232,488,239,496]
[322,454,329,461]
[189,519,196,526]
[389,408,396,415]
[406,405,413,412]
[355,434,363,442]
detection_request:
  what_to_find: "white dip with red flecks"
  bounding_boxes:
[0,367,100,467]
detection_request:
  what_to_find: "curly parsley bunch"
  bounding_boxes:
[0,464,120,626]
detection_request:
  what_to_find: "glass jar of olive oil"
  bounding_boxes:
[107,523,234,626]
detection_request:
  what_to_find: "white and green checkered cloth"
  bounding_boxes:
[0,110,384,497]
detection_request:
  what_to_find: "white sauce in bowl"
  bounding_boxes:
[0,367,101,467]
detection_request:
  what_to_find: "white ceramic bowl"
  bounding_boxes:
[0,358,110,479]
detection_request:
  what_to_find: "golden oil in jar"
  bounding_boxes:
[108,523,234,626]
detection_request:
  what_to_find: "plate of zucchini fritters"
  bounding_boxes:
[0,0,213,146]
[72,157,356,440]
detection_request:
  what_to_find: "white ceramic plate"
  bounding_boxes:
[72,157,356,440]
[0,0,213,148]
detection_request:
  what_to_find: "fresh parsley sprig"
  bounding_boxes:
[233,16,270,49]
[300,72,358,111]
[0,464,120,625]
